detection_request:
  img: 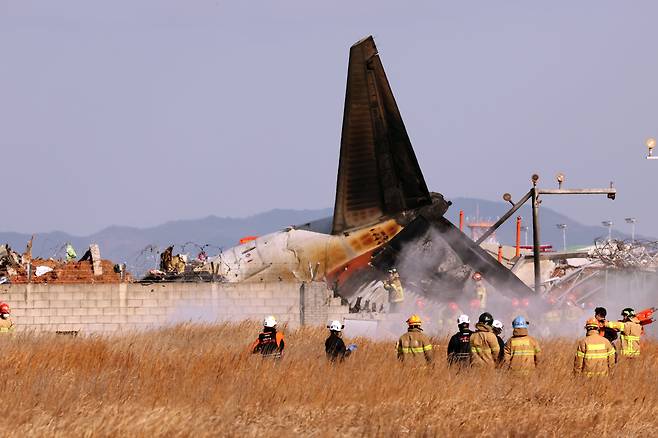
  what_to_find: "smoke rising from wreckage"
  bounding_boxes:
[198,35,535,313]
[190,36,656,328]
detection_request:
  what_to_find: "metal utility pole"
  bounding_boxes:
[531,180,541,294]
[475,173,616,294]
[625,217,637,242]
[556,224,567,252]
[602,221,613,241]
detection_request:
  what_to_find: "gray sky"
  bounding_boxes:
[2,1,657,236]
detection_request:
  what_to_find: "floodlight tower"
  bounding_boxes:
[556,224,567,252]
[601,221,613,241]
[625,217,637,242]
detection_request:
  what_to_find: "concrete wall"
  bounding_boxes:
[0,281,349,333]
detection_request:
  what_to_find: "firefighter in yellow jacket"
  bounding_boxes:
[470,312,500,368]
[396,315,433,364]
[605,307,642,359]
[574,318,615,377]
[0,303,14,333]
[503,316,540,372]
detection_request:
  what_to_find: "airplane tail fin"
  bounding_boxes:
[331,36,431,235]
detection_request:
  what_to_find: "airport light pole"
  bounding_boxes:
[556,224,567,252]
[625,217,637,242]
[475,173,616,294]
[647,137,657,160]
[602,221,613,241]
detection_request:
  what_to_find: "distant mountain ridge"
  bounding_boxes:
[0,200,641,276]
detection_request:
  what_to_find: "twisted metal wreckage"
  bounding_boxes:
[182,35,641,316]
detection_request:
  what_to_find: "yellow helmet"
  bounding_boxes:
[585,318,599,330]
[407,314,422,326]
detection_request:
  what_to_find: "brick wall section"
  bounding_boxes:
[0,282,349,333]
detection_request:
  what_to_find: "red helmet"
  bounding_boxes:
[0,303,10,314]
[472,272,482,281]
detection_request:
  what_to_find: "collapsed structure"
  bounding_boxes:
[0,242,129,284]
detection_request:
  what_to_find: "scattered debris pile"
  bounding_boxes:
[141,246,213,282]
[0,241,131,284]
[591,239,658,271]
[541,239,658,308]
[0,245,23,283]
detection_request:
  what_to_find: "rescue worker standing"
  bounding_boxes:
[574,318,615,377]
[469,312,500,368]
[503,316,540,372]
[605,308,642,359]
[594,307,618,344]
[383,269,404,312]
[492,320,505,365]
[447,314,472,367]
[325,320,356,362]
[0,303,14,333]
[396,315,433,365]
[250,316,285,359]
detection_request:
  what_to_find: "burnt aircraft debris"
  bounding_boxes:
[198,34,540,311]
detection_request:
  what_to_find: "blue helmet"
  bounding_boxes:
[512,316,528,329]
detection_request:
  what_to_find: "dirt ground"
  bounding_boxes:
[1,323,657,437]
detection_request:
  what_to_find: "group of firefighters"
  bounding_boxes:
[250,305,646,376]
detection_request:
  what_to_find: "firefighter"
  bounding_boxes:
[325,320,356,362]
[396,315,433,364]
[383,269,404,312]
[573,318,615,377]
[447,314,472,367]
[0,303,14,333]
[605,308,642,359]
[250,316,285,359]
[503,316,540,372]
[469,312,500,368]
[492,319,505,365]
[594,306,617,344]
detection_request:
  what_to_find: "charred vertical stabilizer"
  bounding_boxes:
[331,36,431,235]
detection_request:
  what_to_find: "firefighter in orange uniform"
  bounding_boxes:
[250,316,285,359]
[605,308,642,359]
[574,318,615,377]
[503,316,540,372]
[396,315,433,364]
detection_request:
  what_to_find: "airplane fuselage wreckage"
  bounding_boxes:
[206,36,534,305]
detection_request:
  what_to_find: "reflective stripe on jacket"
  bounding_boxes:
[396,328,433,364]
[0,318,14,333]
[606,317,642,357]
[250,329,285,358]
[470,323,500,368]
[573,330,615,377]
[503,328,540,371]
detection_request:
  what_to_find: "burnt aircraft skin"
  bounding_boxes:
[209,36,532,300]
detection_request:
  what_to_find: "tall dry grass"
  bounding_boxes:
[0,323,656,437]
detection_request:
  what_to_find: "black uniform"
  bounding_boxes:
[325,332,350,362]
[447,329,473,366]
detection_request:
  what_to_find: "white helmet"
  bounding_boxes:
[492,320,504,330]
[457,314,470,325]
[328,320,344,332]
[263,315,277,328]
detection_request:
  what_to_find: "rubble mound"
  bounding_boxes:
[10,259,131,284]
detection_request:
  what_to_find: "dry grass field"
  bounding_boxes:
[1,323,657,437]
